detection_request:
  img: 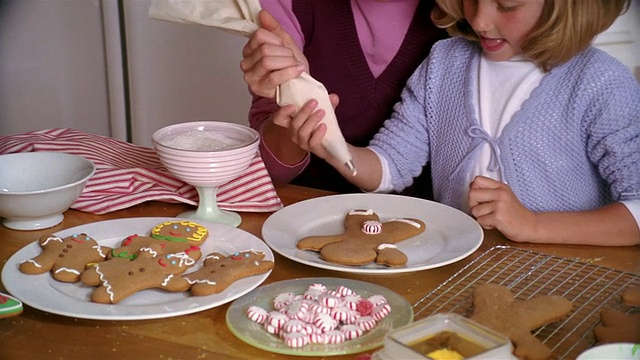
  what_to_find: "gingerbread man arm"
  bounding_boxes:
[158,274,192,292]
[297,234,347,251]
[378,218,426,244]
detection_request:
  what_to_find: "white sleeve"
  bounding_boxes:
[368,147,394,193]
[621,199,640,231]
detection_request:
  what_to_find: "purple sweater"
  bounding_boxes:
[251,0,445,193]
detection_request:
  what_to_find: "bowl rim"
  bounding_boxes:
[152,121,260,153]
[0,152,96,195]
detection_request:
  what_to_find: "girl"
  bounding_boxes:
[276,0,640,246]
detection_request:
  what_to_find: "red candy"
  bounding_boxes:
[356,299,375,316]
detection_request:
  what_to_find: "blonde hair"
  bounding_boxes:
[431,0,631,71]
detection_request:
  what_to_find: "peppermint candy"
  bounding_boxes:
[244,283,392,348]
[246,306,268,324]
[361,220,382,234]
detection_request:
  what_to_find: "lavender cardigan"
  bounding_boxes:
[370,37,640,212]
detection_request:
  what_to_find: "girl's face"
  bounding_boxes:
[463,0,545,61]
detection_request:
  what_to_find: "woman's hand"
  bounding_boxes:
[468,176,537,242]
[270,94,341,161]
[240,10,308,99]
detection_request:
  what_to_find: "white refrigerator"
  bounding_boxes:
[0,0,252,147]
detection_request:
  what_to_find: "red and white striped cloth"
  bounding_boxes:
[0,128,283,214]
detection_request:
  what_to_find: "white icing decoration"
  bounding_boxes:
[161,274,174,287]
[348,209,374,216]
[20,259,42,268]
[94,265,115,303]
[139,247,158,257]
[377,243,397,250]
[42,236,63,245]
[54,267,81,275]
[169,252,196,267]
[185,278,217,285]
[93,245,108,258]
[388,218,422,228]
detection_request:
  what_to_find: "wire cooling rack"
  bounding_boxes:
[412,246,639,360]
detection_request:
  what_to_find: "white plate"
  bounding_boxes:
[1,217,274,320]
[262,193,483,274]
[226,277,413,356]
[577,343,640,360]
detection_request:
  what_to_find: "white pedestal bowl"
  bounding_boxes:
[152,121,260,227]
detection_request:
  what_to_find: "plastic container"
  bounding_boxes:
[372,313,515,360]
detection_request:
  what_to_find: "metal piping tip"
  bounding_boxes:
[345,160,357,176]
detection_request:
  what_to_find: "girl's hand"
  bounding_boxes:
[468,176,537,242]
[240,10,308,99]
[270,94,340,161]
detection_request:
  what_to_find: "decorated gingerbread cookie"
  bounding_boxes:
[150,220,209,243]
[81,247,199,304]
[184,250,274,296]
[594,309,640,344]
[296,209,426,266]
[19,233,110,283]
[0,292,23,319]
[109,220,208,261]
[470,284,573,360]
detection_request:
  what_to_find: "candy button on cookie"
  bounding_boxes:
[0,292,23,319]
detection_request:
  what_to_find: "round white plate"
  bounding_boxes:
[262,193,483,274]
[1,217,274,320]
[226,277,413,356]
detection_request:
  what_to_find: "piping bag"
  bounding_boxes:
[148,0,356,175]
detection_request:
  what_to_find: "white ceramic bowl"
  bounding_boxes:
[152,121,259,188]
[0,152,96,230]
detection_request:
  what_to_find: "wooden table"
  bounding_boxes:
[1,183,638,360]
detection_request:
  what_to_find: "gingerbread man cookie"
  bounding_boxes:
[109,220,208,260]
[296,209,425,266]
[470,283,573,360]
[150,220,209,243]
[183,250,274,296]
[621,285,640,306]
[81,247,199,304]
[19,233,110,283]
[594,309,640,344]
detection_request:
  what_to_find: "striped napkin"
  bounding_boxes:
[0,128,283,214]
